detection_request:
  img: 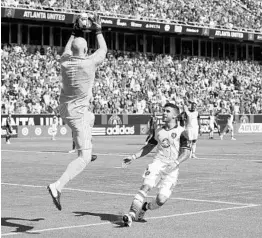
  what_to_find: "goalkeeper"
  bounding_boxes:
[47,14,107,211]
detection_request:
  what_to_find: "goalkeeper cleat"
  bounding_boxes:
[137,202,148,221]
[191,154,198,159]
[123,214,133,227]
[47,184,62,211]
[231,137,236,140]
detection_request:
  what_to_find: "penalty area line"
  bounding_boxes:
[1,182,258,206]
[1,204,259,236]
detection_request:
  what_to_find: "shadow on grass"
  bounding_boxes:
[1,217,44,234]
[73,211,127,227]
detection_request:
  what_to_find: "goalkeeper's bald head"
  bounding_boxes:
[71,37,88,56]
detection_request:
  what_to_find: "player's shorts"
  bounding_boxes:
[209,123,215,131]
[186,127,199,141]
[224,123,233,132]
[5,126,12,135]
[62,109,94,150]
[142,159,179,198]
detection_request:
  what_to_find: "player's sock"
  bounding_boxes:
[129,190,147,217]
[192,143,196,155]
[147,198,162,210]
[56,150,91,191]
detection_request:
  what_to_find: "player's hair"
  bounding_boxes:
[71,37,88,55]
[164,103,180,114]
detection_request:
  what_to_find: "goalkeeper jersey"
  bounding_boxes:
[59,49,105,118]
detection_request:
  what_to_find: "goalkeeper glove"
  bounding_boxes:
[90,13,102,35]
[72,16,84,37]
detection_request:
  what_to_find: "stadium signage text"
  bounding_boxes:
[146,24,161,29]
[214,30,243,39]
[131,22,142,28]
[238,123,262,133]
[106,125,135,135]
[23,11,66,21]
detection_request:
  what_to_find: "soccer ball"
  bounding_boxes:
[78,13,92,31]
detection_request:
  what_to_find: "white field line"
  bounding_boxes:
[1,204,259,237]
[1,182,258,206]
[2,149,262,162]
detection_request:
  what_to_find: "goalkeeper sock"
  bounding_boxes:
[129,190,147,216]
[56,150,91,191]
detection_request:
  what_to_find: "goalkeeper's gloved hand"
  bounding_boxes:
[90,13,102,35]
[72,16,84,37]
[122,154,136,168]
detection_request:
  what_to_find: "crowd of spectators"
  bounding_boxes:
[1,44,262,115]
[2,0,262,31]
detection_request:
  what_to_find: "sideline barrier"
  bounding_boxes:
[1,114,262,138]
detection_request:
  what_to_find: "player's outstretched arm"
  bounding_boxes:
[122,143,156,168]
[63,16,84,56]
[91,13,107,65]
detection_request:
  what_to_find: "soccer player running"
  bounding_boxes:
[122,103,191,227]
[145,111,158,144]
[208,110,221,139]
[51,115,58,141]
[182,99,201,159]
[47,14,107,211]
[220,109,236,140]
[5,112,13,144]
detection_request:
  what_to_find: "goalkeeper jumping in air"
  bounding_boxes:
[122,103,192,227]
[47,14,107,211]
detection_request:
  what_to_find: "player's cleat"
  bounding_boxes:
[137,202,148,221]
[47,184,62,211]
[6,141,10,144]
[91,154,98,162]
[209,137,214,139]
[231,137,236,140]
[123,214,133,227]
[191,154,198,159]
[68,149,76,153]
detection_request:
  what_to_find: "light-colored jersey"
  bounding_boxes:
[59,50,105,118]
[227,114,234,125]
[148,125,191,164]
[209,115,215,125]
[52,119,58,130]
[185,109,199,129]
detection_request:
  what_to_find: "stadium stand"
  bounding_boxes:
[1,44,262,115]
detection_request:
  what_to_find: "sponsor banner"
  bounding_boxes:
[2,7,260,42]
[254,115,262,123]
[238,123,262,133]
[1,7,75,23]
[18,126,70,137]
[255,34,262,42]
[1,126,18,138]
[210,29,245,39]
[105,125,139,136]
[182,26,201,35]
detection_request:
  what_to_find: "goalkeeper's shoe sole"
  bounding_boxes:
[123,214,133,227]
[91,154,98,162]
[47,184,62,211]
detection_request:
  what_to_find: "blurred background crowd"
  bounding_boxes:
[2,0,262,31]
[2,44,262,115]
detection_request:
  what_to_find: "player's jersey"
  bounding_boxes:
[209,115,215,125]
[52,118,58,130]
[148,125,191,164]
[59,50,105,119]
[227,114,234,125]
[185,109,199,128]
